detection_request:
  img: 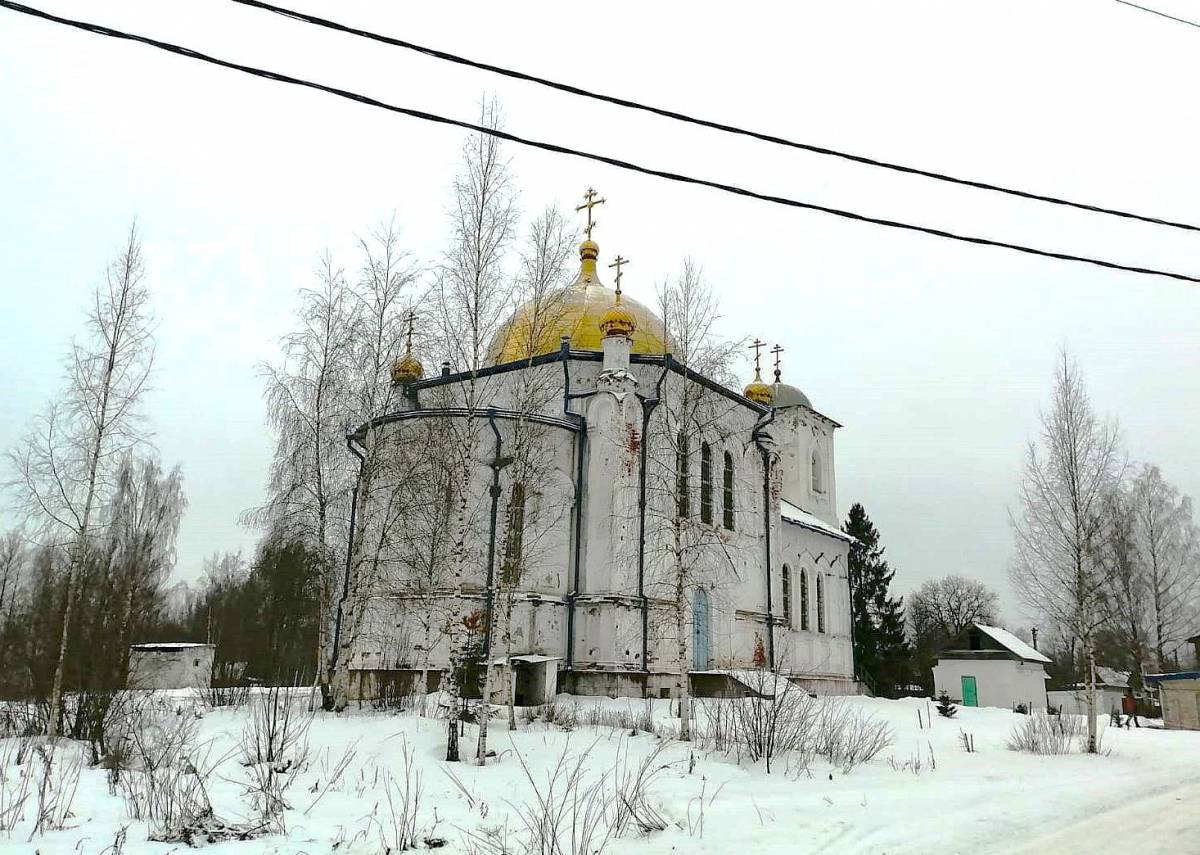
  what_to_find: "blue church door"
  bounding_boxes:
[692,589,711,670]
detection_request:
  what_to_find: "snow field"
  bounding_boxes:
[2,690,1199,854]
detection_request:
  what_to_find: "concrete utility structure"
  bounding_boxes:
[127,642,215,690]
[344,191,857,702]
[932,623,1051,710]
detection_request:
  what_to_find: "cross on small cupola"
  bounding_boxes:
[390,308,424,385]
[743,338,774,404]
[750,338,766,377]
[599,253,637,341]
[770,344,784,382]
[576,187,606,241]
[608,254,629,298]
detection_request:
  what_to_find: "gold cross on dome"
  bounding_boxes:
[749,338,766,375]
[770,344,784,381]
[576,187,606,240]
[608,255,629,295]
[404,309,416,353]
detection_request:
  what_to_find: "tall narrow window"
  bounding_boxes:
[811,449,823,494]
[816,574,826,633]
[722,451,735,530]
[781,565,793,628]
[800,570,810,631]
[700,442,713,524]
[675,431,690,517]
[501,482,526,586]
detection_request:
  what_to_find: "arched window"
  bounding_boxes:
[500,482,526,586]
[816,574,826,633]
[675,431,690,517]
[781,565,793,628]
[811,449,823,494]
[722,451,735,530]
[799,570,810,631]
[700,442,713,524]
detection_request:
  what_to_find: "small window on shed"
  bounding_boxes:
[193,659,200,667]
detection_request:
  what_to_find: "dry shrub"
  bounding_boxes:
[1007,711,1097,755]
[240,686,312,833]
[463,735,670,855]
[697,687,892,775]
[113,701,232,841]
[0,740,34,834]
[29,742,82,839]
[610,739,669,837]
[371,737,423,851]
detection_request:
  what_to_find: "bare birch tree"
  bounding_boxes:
[644,260,744,741]
[7,224,154,735]
[1100,487,1149,692]
[88,453,186,690]
[1010,349,1121,753]
[0,530,26,625]
[429,97,518,762]
[327,221,419,710]
[246,253,357,702]
[1128,464,1200,669]
[492,206,574,730]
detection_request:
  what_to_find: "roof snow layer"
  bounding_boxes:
[976,623,1051,663]
[780,499,852,542]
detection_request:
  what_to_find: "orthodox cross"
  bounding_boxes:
[749,338,766,376]
[576,187,606,240]
[404,309,416,353]
[608,255,629,296]
[770,344,784,382]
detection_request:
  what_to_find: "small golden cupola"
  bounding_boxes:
[743,338,774,405]
[390,311,424,385]
[599,254,637,339]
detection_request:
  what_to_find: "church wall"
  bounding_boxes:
[347,349,857,696]
[775,523,854,679]
[347,393,580,674]
[775,405,838,528]
[630,373,777,676]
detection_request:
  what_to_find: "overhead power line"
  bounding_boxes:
[1113,0,1200,29]
[227,0,1200,236]
[2,0,1198,286]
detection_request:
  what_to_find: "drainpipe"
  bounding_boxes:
[752,409,777,670]
[481,408,504,664]
[637,356,672,676]
[328,435,365,681]
[559,338,588,672]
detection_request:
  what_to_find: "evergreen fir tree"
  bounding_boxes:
[936,691,958,718]
[844,503,909,697]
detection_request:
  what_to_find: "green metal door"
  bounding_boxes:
[961,675,978,707]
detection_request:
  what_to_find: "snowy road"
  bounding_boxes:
[1011,781,1200,854]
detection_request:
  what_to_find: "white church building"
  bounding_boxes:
[346,197,857,700]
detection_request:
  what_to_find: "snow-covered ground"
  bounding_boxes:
[5,691,1200,854]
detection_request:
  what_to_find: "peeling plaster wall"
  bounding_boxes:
[348,355,856,691]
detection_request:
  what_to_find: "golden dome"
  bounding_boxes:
[391,352,424,385]
[487,241,671,364]
[599,293,637,339]
[743,369,774,404]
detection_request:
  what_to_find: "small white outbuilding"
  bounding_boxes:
[932,623,1051,710]
[1047,667,1130,717]
[127,642,215,690]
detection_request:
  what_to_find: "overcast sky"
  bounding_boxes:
[2,0,1198,623]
